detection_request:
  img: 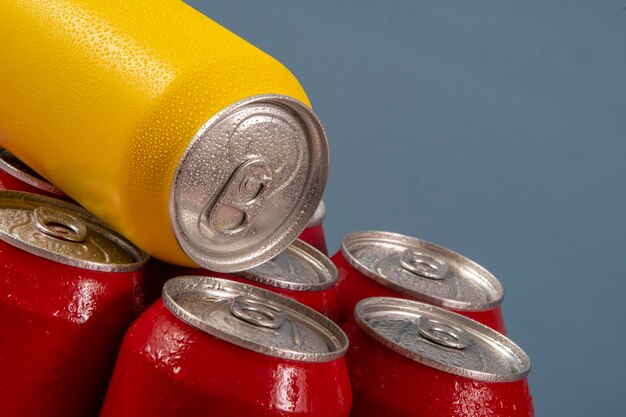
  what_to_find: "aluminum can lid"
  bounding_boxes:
[238,239,337,291]
[163,276,348,362]
[341,231,503,311]
[170,95,328,272]
[355,297,530,382]
[306,200,326,228]
[0,147,65,196]
[0,191,148,272]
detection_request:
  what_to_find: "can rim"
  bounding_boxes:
[162,276,348,362]
[0,191,149,272]
[341,230,504,311]
[237,239,338,291]
[0,148,66,196]
[169,94,328,273]
[354,297,531,383]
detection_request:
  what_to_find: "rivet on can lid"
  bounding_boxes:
[238,239,338,291]
[0,147,66,196]
[0,191,148,272]
[162,276,348,362]
[354,297,531,383]
[341,231,504,311]
[170,95,329,273]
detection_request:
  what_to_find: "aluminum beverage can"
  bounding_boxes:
[343,297,533,417]
[226,239,339,322]
[0,0,328,272]
[332,231,506,332]
[0,191,149,417]
[145,239,339,321]
[298,200,329,255]
[100,276,352,417]
[0,147,69,200]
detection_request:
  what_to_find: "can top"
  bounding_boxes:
[171,95,328,273]
[238,239,337,291]
[355,297,530,382]
[306,200,326,228]
[163,276,348,362]
[341,231,503,311]
[0,148,66,196]
[0,191,148,272]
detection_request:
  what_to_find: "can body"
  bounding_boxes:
[0,0,324,269]
[0,228,147,417]
[143,258,193,305]
[342,316,533,417]
[100,299,351,417]
[298,223,329,255]
[332,249,506,332]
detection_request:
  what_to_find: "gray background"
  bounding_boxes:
[186,1,625,415]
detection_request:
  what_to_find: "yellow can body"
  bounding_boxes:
[0,0,310,265]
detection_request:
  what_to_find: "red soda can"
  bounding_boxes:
[332,231,506,332]
[343,297,533,417]
[228,239,339,322]
[0,191,149,417]
[0,147,70,200]
[100,276,352,417]
[298,200,328,255]
[145,239,339,321]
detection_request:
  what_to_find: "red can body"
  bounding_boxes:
[0,238,147,417]
[100,299,352,417]
[143,258,194,305]
[332,251,506,332]
[342,317,533,417]
[298,223,328,255]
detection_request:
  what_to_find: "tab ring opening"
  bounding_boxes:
[33,206,88,242]
[230,295,286,329]
[207,157,273,236]
[417,316,469,350]
[400,249,448,280]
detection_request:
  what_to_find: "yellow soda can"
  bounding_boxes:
[0,0,328,271]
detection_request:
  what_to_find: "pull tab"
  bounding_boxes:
[33,206,88,242]
[400,249,448,280]
[230,295,285,329]
[417,316,469,350]
[206,157,273,235]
